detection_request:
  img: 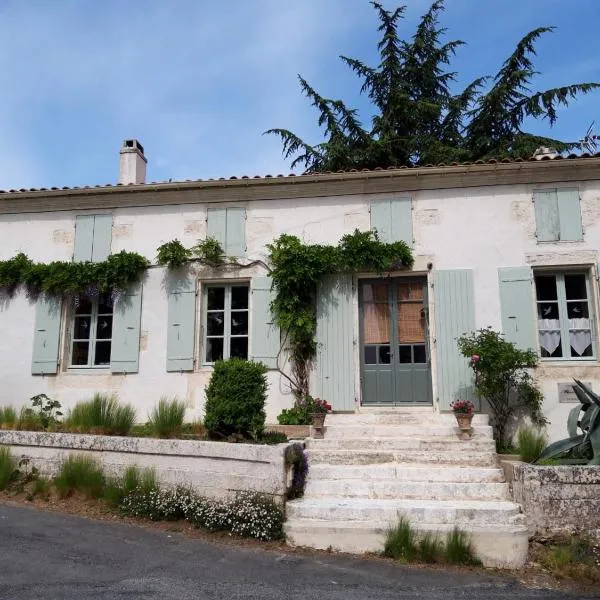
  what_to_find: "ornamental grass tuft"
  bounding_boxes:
[0,407,17,429]
[66,393,136,436]
[517,425,548,463]
[149,397,186,438]
[0,446,16,490]
[53,454,105,499]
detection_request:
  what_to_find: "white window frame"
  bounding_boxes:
[69,296,114,369]
[202,283,249,365]
[535,269,596,361]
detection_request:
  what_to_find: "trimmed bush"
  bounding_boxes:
[54,454,105,498]
[0,446,16,490]
[517,425,548,463]
[204,359,268,439]
[66,393,136,436]
[149,397,186,438]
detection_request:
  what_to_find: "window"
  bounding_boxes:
[533,188,583,242]
[535,272,594,359]
[203,284,249,362]
[70,294,114,367]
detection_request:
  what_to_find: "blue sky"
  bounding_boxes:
[0,0,598,189]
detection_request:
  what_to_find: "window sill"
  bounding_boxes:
[539,358,598,366]
[64,367,111,375]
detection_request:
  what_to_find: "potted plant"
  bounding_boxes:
[310,397,332,438]
[450,399,475,439]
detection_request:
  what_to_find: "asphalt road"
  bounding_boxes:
[0,503,585,600]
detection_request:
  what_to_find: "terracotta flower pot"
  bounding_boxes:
[311,413,326,438]
[455,413,474,439]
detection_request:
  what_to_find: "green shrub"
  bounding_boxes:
[542,536,600,583]
[54,454,105,498]
[383,517,417,561]
[444,528,481,566]
[0,446,16,490]
[259,431,288,445]
[517,425,548,463]
[418,533,443,563]
[204,359,268,439]
[0,407,17,429]
[149,397,186,438]
[66,393,136,436]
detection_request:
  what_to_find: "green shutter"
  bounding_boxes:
[498,267,535,351]
[74,215,95,262]
[226,207,246,257]
[250,276,280,368]
[207,208,227,248]
[433,270,476,410]
[533,190,559,241]
[110,283,143,373]
[166,273,196,372]
[371,198,412,245]
[557,188,583,241]
[91,214,113,262]
[31,296,62,374]
[315,274,355,411]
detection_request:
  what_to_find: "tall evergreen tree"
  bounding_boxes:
[266,1,598,172]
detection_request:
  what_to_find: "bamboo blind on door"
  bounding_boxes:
[397,283,425,343]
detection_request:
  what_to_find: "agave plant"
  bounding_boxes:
[537,379,600,465]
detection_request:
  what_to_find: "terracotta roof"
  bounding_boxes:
[1,152,599,196]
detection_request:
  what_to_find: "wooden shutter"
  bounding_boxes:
[498,267,535,351]
[225,207,246,257]
[533,190,560,241]
[314,274,355,410]
[166,273,196,371]
[433,270,476,410]
[557,188,583,241]
[370,198,412,245]
[74,215,95,262]
[110,282,143,373]
[250,276,280,368]
[31,296,62,374]
[91,214,113,262]
[207,208,227,248]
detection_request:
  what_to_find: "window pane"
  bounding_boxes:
[75,297,92,315]
[96,316,113,340]
[230,337,248,359]
[206,338,223,362]
[535,276,557,301]
[231,311,248,335]
[363,282,388,303]
[397,302,425,343]
[570,329,592,357]
[97,294,113,314]
[399,345,412,364]
[539,325,562,357]
[378,346,391,364]
[72,342,89,365]
[565,274,587,300]
[207,312,225,336]
[567,301,589,319]
[364,346,377,364]
[537,302,559,319]
[94,341,111,366]
[231,286,249,309]
[74,317,91,340]
[363,303,390,344]
[397,282,423,301]
[207,287,225,310]
[413,345,427,363]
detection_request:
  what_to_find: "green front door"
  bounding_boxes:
[359,278,432,405]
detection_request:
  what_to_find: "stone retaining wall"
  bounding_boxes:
[0,431,290,503]
[505,461,600,535]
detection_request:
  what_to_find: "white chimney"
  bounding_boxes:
[119,139,147,184]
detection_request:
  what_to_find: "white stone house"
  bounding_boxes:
[1,140,600,441]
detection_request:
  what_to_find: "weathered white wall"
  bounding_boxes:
[1,178,600,439]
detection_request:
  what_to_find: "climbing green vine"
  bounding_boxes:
[0,251,149,300]
[267,230,413,395]
[157,237,225,269]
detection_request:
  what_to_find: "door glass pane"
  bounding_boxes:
[94,341,111,366]
[207,312,225,336]
[74,317,91,340]
[535,275,557,301]
[397,282,424,301]
[72,342,89,365]
[231,311,248,335]
[96,316,113,340]
[363,283,388,303]
[207,287,225,310]
[364,346,377,364]
[397,302,425,343]
[378,346,391,364]
[206,338,224,362]
[230,337,248,359]
[231,286,249,309]
[398,345,412,364]
[413,344,427,363]
[565,274,587,300]
[364,303,389,344]
[75,297,92,315]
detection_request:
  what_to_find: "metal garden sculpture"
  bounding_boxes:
[537,379,600,465]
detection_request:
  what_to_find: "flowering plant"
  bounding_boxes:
[310,397,332,414]
[450,399,475,416]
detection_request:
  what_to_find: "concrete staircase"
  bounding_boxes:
[284,410,529,568]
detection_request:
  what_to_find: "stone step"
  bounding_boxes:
[306,437,496,452]
[308,449,498,467]
[304,479,509,500]
[286,498,523,525]
[284,519,529,569]
[307,464,506,483]
[324,424,494,439]
[327,412,489,426]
